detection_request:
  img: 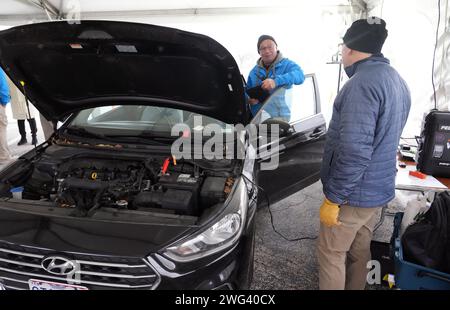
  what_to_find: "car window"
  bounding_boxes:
[288,75,319,124]
[251,74,319,125]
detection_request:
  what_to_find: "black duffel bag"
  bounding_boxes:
[402,191,450,273]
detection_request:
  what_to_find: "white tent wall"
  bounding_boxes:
[381,0,446,138]
[432,0,450,112]
[0,0,447,139]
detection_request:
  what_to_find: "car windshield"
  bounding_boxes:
[68,105,233,137]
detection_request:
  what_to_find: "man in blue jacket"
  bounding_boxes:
[0,68,12,163]
[247,35,305,121]
[318,18,411,290]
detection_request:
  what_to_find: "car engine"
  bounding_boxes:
[18,153,236,217]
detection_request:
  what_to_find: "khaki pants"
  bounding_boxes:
[0,105,11,161]
[317,205,381,290]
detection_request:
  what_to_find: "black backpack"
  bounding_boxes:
[402,191,450,273]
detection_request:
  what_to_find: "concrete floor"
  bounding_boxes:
[250,181,408,290]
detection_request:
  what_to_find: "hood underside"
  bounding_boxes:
[0,21,247,124]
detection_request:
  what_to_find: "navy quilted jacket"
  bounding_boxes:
[321,54,411,208]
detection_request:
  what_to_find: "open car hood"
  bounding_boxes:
[0,21,247,124]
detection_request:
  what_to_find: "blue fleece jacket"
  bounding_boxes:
[247,52,304,118]
[320,54,411,208]
[0,68,10,105]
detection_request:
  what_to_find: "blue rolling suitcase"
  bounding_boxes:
[392,212,450,290]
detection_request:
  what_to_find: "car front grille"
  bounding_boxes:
[0,241,160,290]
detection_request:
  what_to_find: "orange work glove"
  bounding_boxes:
[320,198,342,227]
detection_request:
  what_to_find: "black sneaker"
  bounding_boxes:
[17,137,27,146]
[31,136,38,145]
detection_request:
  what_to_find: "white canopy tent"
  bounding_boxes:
[0,0,447,138]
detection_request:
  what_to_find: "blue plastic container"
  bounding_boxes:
[393,212,450,290]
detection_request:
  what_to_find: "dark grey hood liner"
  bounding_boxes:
[0,21,247,124]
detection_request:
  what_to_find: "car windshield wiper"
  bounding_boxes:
[102,135,173,146]
[104,131,178,143]
[63,127,107,140]
[61,127,174,146]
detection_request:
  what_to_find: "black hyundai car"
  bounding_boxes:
[0,21,326,290]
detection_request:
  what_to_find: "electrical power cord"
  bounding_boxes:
[241,174,317,242]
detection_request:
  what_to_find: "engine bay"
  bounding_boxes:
[1,145,239,217]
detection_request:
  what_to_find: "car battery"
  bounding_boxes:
[159,173,202,192]
[158,173,202,214]
[416,110,450,177]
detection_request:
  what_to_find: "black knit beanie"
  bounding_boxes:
[343,17,388,54]
[257,35,277,52]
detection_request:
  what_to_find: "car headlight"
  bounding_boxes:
[162,178,248,262]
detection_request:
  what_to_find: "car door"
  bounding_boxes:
[250,74,327,205]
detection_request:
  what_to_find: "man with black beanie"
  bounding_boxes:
[317,18,411,290]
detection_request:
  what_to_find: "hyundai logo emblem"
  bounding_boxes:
[41,256,77,276]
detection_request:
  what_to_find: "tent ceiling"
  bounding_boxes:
[1,0,350,19]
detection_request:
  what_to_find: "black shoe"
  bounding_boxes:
[31,136,38,145]
[17,137,27,146]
